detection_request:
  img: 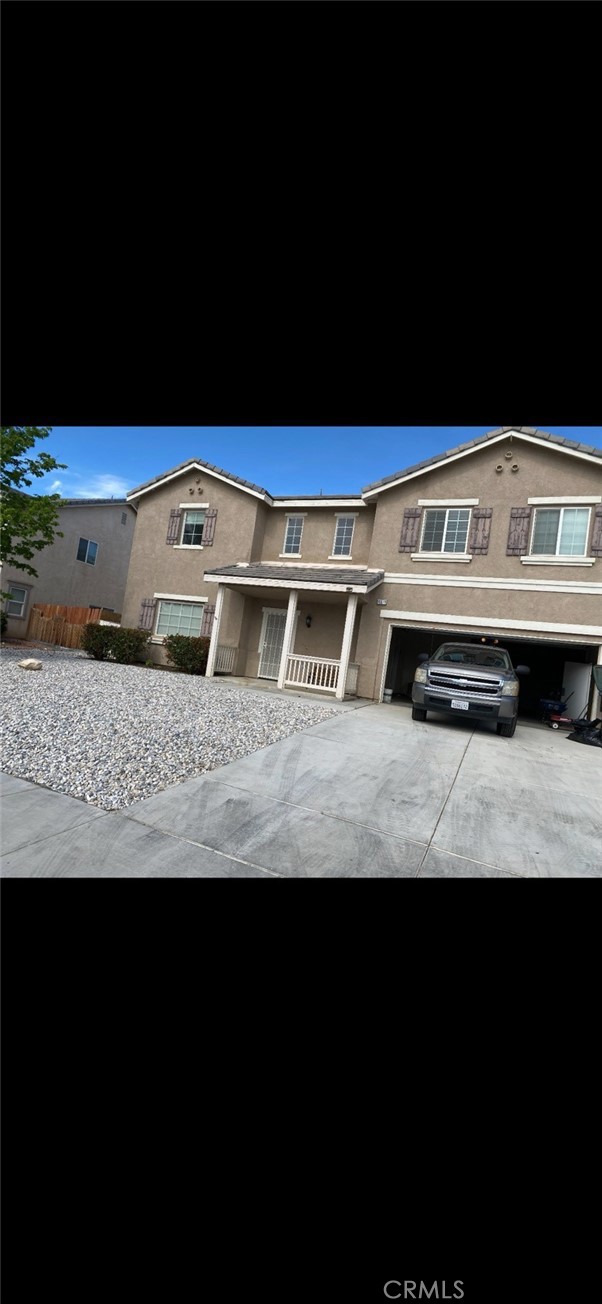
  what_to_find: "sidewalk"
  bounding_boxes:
[2,706,601,877]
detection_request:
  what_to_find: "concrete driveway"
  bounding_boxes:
[1,703,601,876]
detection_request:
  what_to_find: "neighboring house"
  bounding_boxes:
[2,498,137,638]
[120,428,602,717]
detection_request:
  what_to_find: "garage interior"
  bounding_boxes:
[384,625,601,722]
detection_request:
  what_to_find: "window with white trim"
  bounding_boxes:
[332,516,355,557]
[76,537,98,565]
[155,600,205,637]
[420,508,471,554]
[5,584,29,618]
[283,516,304,555]
[181,510,205,546]
[530,507,590,557]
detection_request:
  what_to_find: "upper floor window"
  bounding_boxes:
[121,512,127,526]
[530,507,590,557]
[76,537,98,565]
[181,510,205,546]
[283,515,304,555]
[332,516,355,557]
[420,508,471,554]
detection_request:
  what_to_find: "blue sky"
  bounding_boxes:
[36,427,602,500]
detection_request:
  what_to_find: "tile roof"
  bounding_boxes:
[58,498,131,506]
[361,426,602,493]
[127,458,271,500]
[204,564,384,590]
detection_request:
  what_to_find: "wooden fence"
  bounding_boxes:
[26,605,121,649]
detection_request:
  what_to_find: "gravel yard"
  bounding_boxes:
[0,647,340,809]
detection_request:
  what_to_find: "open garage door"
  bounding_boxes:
[383,624,601,720]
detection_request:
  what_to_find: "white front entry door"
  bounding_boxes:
[258,610,288,679]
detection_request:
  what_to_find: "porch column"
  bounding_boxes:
[277,589,299,689]
[205,584,226,678]
[336,592,358,700]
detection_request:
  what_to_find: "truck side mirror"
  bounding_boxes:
[515,665,530,676]
[416,653,429,664]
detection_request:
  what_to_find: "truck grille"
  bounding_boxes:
[428,671,502,697]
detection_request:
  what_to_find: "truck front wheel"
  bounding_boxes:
[412,706,427,722]
[497,717,517,738]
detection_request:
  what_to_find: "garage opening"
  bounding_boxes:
[383,625,600,721]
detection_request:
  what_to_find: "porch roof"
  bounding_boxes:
[204,564,384,594]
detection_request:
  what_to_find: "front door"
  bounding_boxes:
[258,610,288,679]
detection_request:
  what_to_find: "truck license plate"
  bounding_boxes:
[451,699,469,710]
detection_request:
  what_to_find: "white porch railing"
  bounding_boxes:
[284,656,360,695]
[215,645,236,673]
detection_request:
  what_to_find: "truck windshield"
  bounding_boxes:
[432,647,512,670]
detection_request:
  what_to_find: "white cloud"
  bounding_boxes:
[39,471,131,499]
[72,474,131,500]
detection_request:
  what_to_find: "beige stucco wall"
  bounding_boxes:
[368,439,601,581]
[2,502,136,638]
[121,468,264,633]
[260,505,375,566]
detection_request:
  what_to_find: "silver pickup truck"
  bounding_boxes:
[411,641,530,738]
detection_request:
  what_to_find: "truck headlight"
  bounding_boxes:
[414,667,428,684]
[501,680,519,696]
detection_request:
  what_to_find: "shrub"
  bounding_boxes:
[163,634,210,675]
[81,622,115,660]
[110,626,151,665]
[0,611,7,638]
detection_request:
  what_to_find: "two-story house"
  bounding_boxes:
[121,428,602,719]
[2,498,137,638]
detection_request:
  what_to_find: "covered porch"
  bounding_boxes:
[203,564,384,701]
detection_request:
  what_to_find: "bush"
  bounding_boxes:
[81,622,115,660]
[81,623,150,664]
[110,626,151,664]
[0,610,7,638]
[163,634,210,675]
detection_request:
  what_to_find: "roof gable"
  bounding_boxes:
[126,458,273,504]
[361,427,602,498]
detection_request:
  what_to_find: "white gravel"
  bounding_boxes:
[0,647,340,809]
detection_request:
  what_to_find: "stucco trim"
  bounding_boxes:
[380,610,602,637]
[410,553,473,563]
[382,572,602,596]
[274,499,366,508]
[527,496,601,505]
[520,557,596,567]
[417,498,479,507]
[153,592,210,601]
[261,561,363,569]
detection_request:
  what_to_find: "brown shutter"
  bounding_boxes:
[139,598,157,630]
[200,604,215,638]
[166,508,182,544]
[591,505,602,556]
[506,507,532,555]
[398,507,422,552]
[468,508,493,554]
[203,508,217,546]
